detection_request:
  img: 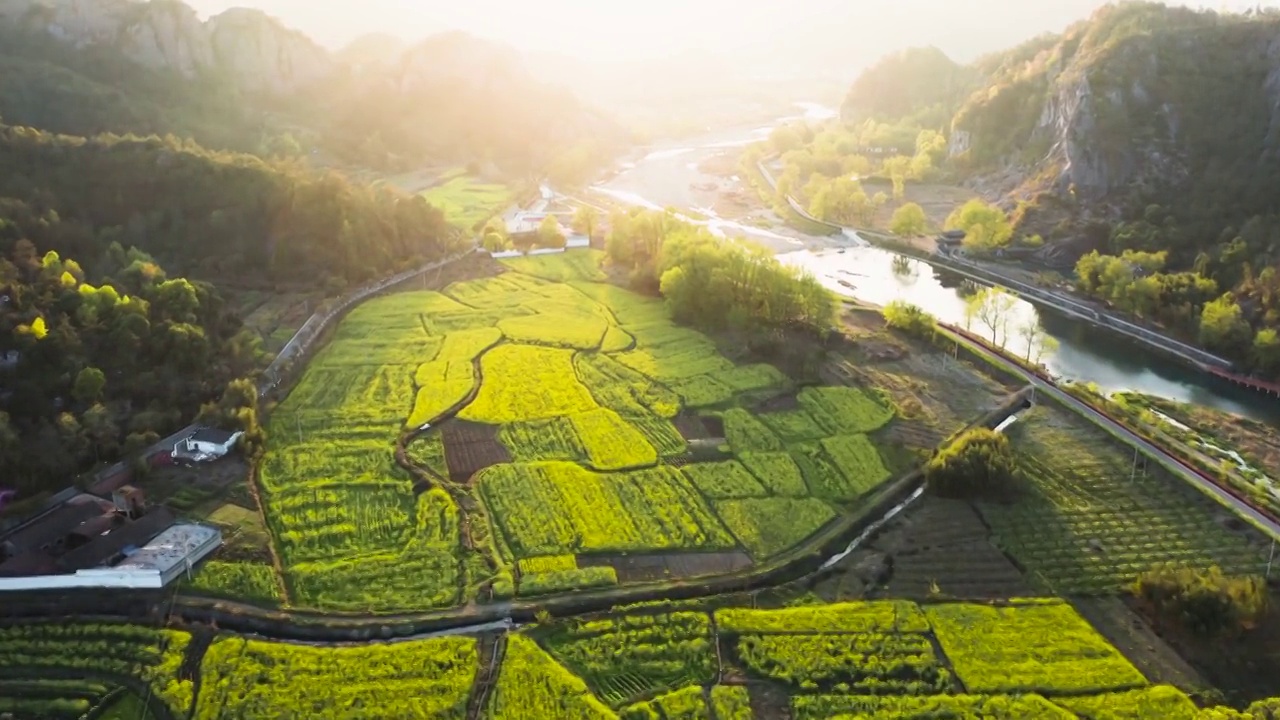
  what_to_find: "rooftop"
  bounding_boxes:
[2,500,108,552]
[189,427,238,445]
[113,523,220,576]
[57,507,175,572]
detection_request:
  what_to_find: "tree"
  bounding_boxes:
[1253,329,1280,377]
[537,216,566,249]
[946,200,1012,252]
[889,203,927,236]
[968,287,1018,347]
[72,367,106,405]
[1199,295,1251,353]
[570,205,600,239]
[1017,319,1059,364]
[881,155,912,200]
[925,428,1020,499]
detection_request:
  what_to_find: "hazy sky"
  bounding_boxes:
[186,0,1278,61]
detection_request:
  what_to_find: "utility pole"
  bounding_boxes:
[1267,539,1276,580]
[1130,446,1139,482]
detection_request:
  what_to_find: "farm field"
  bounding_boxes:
[0,623,193,719]
[418,168,513,229]
[983,406,1268,595]
[246,249,905,610]
[56,598,1280,718]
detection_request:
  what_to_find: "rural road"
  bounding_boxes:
[942,326,1280,541]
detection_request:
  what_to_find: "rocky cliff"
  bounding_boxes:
[0,0,331,93]
[947,3,1280,208]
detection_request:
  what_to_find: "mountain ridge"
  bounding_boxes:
[0,0,626,174]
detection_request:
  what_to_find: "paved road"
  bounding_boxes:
[941,326,1280,540]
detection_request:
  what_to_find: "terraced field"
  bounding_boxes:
[241,250,901,611]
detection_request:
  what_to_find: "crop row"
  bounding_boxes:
[736,633,952,694]
[478,462,734,557]
[545,612,716,707]
[0,623,192,716]
[982,407,1267,594]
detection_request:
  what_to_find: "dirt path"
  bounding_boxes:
[1071,596,1208,693]
[466,632,507,720]
[243,464,290,605]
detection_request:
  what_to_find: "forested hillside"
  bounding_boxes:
[0,125,465,287]
[829,2,1280,378]
[0,121,472,493]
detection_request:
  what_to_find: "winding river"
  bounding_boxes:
[597,103,1280,424]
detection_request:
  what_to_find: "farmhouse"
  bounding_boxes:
[172,427,243,463]
[0,482,218,590]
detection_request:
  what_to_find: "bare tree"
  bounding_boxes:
[1018,319,1059,364]
[968,287,1017,348]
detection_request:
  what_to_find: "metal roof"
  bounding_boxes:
[113,523,220,576]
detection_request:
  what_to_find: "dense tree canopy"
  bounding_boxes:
[0,240,252,494]
[605,209,835,338]
[0,124,466,288]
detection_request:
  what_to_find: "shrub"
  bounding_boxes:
[883,301,937,337]
[1132,564,1268,637]
[924,428,1019,499]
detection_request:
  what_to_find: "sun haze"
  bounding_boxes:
[180,0,1277,62]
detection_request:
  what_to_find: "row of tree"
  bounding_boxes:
[1075,249,1280,376]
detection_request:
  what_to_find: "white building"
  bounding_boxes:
[173,427,243,462]
[0,523,221,591]
[112,524,222,587]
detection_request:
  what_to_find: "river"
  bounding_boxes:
[597,103,1280,424]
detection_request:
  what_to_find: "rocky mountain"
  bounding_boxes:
[844,4,1280,245]
[0,0,624,174]
[0,0,331,93]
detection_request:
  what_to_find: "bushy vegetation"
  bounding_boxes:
[487,635,615,720]
[0,241,258,492]
[478,462,734,557]
[29,602,1280,718]
[256,252,903,606]
[1133,564,1269,637]
[925,428,1020,499]
[186,561,282,604]
[0,623,193,717]
[841,46,977,128]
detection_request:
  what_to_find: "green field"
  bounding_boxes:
[29,598,1280,718]
[246,249,901,610]
[419,169,513,229]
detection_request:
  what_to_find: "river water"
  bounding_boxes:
[597,103,1280,424]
